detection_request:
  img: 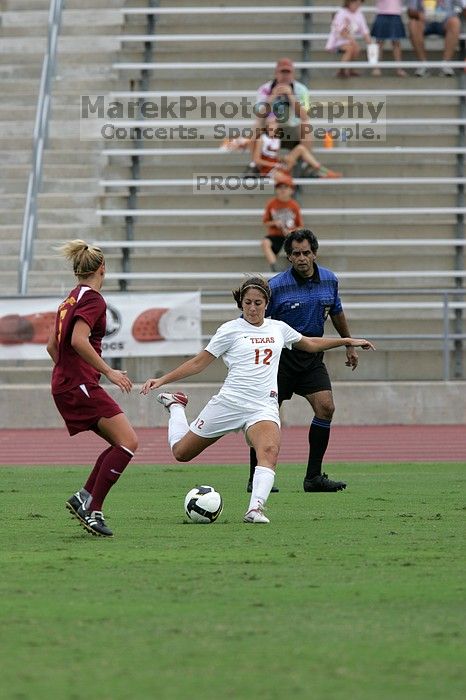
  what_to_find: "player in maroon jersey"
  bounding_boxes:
[46,240,138,537]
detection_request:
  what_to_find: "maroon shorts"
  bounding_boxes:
[53,384,123,436]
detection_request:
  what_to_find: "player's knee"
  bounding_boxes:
[317,401,335,421]
[172,444,190,462]
[122,435,138,453]
[262,443,280,466]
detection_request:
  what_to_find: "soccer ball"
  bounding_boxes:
[184,485,223,523]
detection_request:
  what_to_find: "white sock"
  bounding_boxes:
[168,403,189,450]
[248,466,275,511]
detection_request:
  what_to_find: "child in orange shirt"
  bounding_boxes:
[262,179,304,271]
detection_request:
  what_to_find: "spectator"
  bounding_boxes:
[141,276,374,524]
[253,115,342,181]
[247,229,364,494]
[261,179,303,272]
[246,57,336,178]
[46,240,138,538]
[371,0,408,76]
[326,0,372,77]
[407,0,465,76]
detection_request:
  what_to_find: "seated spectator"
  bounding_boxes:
[326,0,372,77]
[371,0,408,76]
[246,58,331,176]
[252,116,342,181]
[261,179,303,272]
[407,0,465,76]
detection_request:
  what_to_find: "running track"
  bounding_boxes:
[0,425,465,465]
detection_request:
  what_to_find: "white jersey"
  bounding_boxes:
[205,317,302,409]
[260,133,280,160]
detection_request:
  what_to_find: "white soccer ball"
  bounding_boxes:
[184,485,223,523]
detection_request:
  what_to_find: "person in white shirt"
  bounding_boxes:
[140,276,375,524]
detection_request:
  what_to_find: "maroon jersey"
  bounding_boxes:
[51,285,106,395]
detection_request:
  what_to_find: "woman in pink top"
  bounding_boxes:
[326,0,372,77]
[371,0,407,76]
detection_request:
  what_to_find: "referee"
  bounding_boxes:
[248,228,358,493]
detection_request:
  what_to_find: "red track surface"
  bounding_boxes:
[0,425,465,465]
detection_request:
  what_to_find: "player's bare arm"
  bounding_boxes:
[294,336,375,353]
[140,350,216,395]
[46,330,58,364]
[71,319,132,393]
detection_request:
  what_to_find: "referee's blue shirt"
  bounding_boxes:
[267,265,343,337]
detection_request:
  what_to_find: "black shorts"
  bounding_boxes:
[277,348,332,402]
[265,235,286,255]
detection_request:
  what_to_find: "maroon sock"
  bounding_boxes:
[88,445,133,511]
[84,446,113,494]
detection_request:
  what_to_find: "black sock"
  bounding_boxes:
[249,447,258,482]
[305,418,331,479]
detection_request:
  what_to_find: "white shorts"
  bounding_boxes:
[189,394,280,440]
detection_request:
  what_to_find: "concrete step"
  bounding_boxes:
[98,220,457,240]
[99,175,462,195]
[30,192,97,209]
[4,0,125,8]
[0,346,453,386]
[36,208,97,225]
[85,253,456,277]
[99,190,458,208]
[35,223,104,239]
[121,163,457,179]
[1,381,464,426]
[0,68,42,81]
[1,9,123,31]
[144,74,462,92]
[40,178,99,194]
[0,180,28,195]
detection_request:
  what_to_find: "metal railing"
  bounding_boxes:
[120,0,159,293]
[201,288,466,381]
[18,0,63,295]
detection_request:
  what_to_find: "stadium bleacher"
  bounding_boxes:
[1,0,465,426]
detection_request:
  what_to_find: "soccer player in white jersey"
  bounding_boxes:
[140,276,375,524]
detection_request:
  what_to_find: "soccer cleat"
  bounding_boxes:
[243,506,270,524]
[157,391,188,410]
[76,505,113,537]
[303,473,347,492]
[246,480,279,493]
[65,491,86,517]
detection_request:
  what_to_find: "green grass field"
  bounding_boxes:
[1,462,465,700]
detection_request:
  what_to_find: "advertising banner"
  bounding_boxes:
[0,292,202,359]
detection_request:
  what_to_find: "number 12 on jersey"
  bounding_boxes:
[254,348,272,365]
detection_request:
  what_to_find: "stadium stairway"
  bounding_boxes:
[0,0,47,291]
[0,0,129,297]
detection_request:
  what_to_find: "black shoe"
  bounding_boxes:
[303,473,346,492]
[246,480,280,493]
[65,492,85,517]
[76,505,113,537]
